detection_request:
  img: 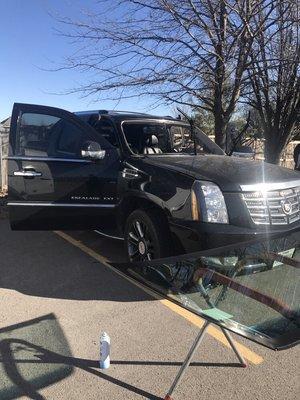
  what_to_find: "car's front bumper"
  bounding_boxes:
[169,219,300,253]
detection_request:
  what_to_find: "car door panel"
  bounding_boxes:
[8,103,119,230]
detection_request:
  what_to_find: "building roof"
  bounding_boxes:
[0,117,11,129]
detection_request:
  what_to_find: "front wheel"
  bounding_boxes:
[124,209,173,262]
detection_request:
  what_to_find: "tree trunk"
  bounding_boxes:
[214,114,227,150]
[264,138,282,164]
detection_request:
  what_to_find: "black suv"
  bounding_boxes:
[7,103,300,261]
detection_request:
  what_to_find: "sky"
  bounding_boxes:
[0,0,171,122]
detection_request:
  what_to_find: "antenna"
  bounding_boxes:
[177,107,197,155]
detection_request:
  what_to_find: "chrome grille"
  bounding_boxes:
[243,186,300,225]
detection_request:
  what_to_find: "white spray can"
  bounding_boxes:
[99,332,110,369]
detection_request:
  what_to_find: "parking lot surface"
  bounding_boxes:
[0,217,299,400]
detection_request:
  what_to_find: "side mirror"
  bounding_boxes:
[81,141,106,160]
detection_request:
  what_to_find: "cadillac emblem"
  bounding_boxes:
[281,199,293,215]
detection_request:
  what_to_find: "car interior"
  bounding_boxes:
[122,123,173,155]
[143,135,163,154]
[122,123,211,156]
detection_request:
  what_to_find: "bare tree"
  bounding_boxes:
[56,0,263,149]
[246,0,300,164]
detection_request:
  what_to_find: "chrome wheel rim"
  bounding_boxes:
[127,219,154,261]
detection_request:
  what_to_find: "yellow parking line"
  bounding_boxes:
[54,231,264,365]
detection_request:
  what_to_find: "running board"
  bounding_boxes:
[94,229,124,241]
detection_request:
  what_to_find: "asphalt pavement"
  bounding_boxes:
[0,217,299,400]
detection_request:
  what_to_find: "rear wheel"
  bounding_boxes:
[124,209,173,262]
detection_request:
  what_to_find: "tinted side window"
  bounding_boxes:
[56,121,83,156]
[90,118,119,147]
[16,113,60,157]
[16,112,85,158]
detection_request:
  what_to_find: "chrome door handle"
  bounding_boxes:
[122,168,139,179]
[14,170,42,177]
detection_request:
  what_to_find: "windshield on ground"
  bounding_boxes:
[122,122,224,156]
[113,231,300,350]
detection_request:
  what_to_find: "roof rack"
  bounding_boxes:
[109,110,151,115]
[75,109,151,116]
[74,110,177,119]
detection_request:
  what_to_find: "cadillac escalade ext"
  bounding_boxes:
[7,103,300,261]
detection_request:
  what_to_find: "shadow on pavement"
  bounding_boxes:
[0,315,243,400]
[0,315,166,400]
[0,314,73,400]
[0,219,151,302]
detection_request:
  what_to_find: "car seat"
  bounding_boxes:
[143,135,163,154]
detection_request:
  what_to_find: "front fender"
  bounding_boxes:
[119,160,194,220]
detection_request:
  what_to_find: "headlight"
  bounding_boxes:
[191,181,229,224]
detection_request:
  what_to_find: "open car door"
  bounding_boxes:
[8,103,120,230]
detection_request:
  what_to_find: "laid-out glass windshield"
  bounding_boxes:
[113,231,300,350]
[122,122,224,156]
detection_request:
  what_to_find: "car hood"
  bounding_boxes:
[144,154,300,192]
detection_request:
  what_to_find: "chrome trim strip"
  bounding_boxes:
[6,156,91,163]
[94,229,124,241]
[124,161,139,171]
[240,180,300,192]
[14,171,42,177]
[7,202,115,208]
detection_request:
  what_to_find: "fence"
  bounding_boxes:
[0,133,9,190]
[252,140,299,169]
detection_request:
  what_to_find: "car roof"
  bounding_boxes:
[74,109,182,122]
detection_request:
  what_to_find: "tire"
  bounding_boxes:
[124,209,173,262]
